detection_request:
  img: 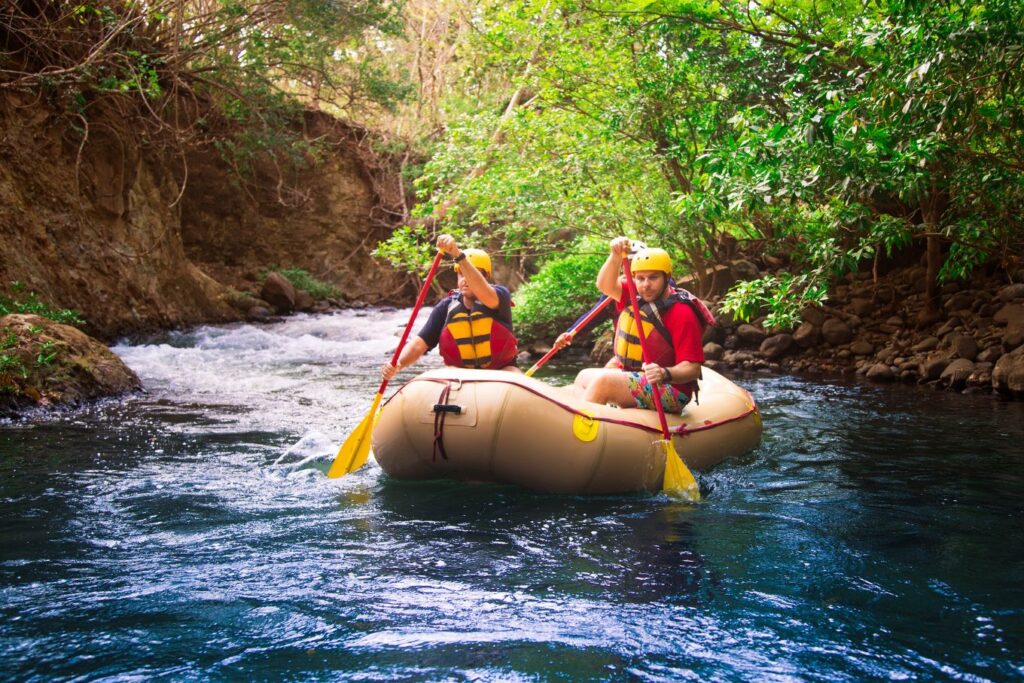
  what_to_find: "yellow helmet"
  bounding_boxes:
[453,248,491,276]
[631,247,672,276]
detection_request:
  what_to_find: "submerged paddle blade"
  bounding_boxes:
[327,392,383,478]
[660,439,701,501]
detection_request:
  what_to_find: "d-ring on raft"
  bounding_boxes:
[371,367,762,495]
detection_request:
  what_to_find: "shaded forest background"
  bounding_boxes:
[2,0,1023,340]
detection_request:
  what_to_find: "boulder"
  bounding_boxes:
[996,283,1024,302]
[261,272,297,314]
[0,314,141,414]
[760,334,794,360]
[801,305,826,327]
[919,354,952,381]
[703,342,724,361]
[976,346,1003,364]
[991,344,1024,397]
[730,259,761,280]
[1004,325,1024,350]
[992,345,1024,397]
[994,303,1024,328]
[912,336,940,352]
[850,341,875,356]
[821,318,853,345]
[246,305,272,321]
[736,324,767,345]
[950,334,978,361]
[914,308,944,329]
[793,322,820,348]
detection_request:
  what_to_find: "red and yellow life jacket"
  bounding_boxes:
[438,300,518,369]
[613,289,714,371]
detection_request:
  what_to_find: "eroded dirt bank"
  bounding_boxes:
[0,93,413,341]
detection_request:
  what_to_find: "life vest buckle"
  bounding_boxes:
[433,403,463,415]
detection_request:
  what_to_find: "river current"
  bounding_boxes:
[2,309,1022,681]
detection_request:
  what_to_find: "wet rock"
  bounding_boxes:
[992,345,1024,398]
[261,272,296,314]
[821,318,853,345]
[866,363,895,382]
[760,334,794,360]
[967,363,994,389]
[919,355,952,381]
[246,305,272,321]
[939,359,975,390]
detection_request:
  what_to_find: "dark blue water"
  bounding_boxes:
[2,312,1022,681]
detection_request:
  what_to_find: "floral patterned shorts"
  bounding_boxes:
[624,372,689,413]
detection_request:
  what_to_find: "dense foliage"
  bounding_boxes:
[380,0,1024,330]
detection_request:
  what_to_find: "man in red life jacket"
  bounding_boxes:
[381,234,520,381]
[568,236,714,412]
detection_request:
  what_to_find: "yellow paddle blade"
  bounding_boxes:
[660,439,701,501]
[327,392,383,478]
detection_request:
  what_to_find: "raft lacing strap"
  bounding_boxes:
[432,382,452,462]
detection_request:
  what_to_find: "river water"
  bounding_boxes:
[2,309,1022,681]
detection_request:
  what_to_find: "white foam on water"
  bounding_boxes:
[110,308,441,437]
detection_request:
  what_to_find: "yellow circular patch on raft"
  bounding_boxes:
[572,411,599,442]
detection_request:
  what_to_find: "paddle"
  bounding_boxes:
[327,250,446,479]
[524,295,613,377]
[621,257,701,501]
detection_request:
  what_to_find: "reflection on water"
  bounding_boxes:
[1,311,1022,680]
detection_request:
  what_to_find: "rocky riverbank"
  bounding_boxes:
[563,263,1024,400]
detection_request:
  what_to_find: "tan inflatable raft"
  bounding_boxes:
[371,366,762,495]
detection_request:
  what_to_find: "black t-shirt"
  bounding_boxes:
[417,285,515,350]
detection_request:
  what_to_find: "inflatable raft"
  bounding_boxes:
[371,366,761,495]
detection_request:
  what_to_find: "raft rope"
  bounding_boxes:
[383,376,758,438]
[432,382,453,461]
